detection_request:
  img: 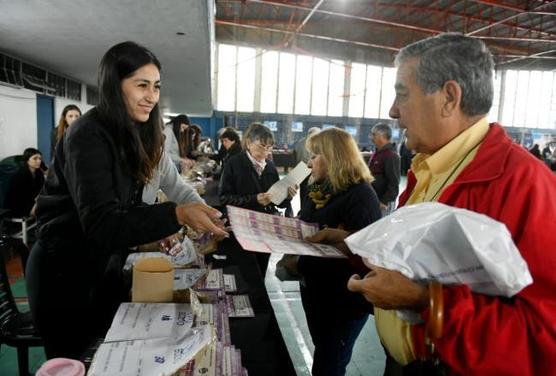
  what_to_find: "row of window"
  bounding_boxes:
[215,43,556,130]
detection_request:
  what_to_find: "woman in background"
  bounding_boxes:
[163,114,195,171]
[219,122,297,275]
[5,147,45,217]
[27,41,226,360]
[51,104,81,155]
[298,127,381,376]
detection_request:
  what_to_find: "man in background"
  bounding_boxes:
[368,123,400,215]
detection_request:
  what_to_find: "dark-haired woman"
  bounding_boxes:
[26,41,227,360]
[51,104,81,156]
[5,148,45,217]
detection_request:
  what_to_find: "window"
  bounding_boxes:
[216,44,236,111]
[260,50,279,113]
[348,63,366,118]
[264,120,278,131]
[364,65,382,118]
[236,47,256,112]
[292,121,303,132]
[277,52,295,114]
[328,59,345,117]
[380,67,396,119]
[295,55,312,115]
[311,58,329,116]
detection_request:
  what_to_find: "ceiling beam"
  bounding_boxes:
[215,19,400,51]
[466,0,556,36]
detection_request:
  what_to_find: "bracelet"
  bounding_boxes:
[427,280,444,340]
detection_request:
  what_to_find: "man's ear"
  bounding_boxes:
[441,80,462,117]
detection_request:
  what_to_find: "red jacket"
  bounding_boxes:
[400,124,556,375]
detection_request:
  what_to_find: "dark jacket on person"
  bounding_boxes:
[218,151,289,214]
[368,142,401,205]
[298,182,381,318]
[29,108,182,345]
[5,165,44,217]
[221,142,242,168]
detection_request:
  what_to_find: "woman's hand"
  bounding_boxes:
[257,192,272,206]
[287,184,298,199]
[347,265,428,311]
[305,228,350,255]
[175,202,228,237]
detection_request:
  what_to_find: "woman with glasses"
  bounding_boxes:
[219,122,297,275]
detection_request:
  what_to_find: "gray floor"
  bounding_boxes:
[265,256,386,376]
[262,178,405,375]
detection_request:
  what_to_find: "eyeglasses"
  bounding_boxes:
[253,143,273,152]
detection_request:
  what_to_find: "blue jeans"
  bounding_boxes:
[301,286,369,376]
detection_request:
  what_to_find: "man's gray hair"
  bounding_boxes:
[395,33,494,117]
[371,123,392,140]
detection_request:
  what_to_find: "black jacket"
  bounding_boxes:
[35,108,181,302]
[298,182,381,318]
[5,166,44,217]
[218,151,288,213]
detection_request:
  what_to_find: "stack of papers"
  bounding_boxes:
[227,205,345,258]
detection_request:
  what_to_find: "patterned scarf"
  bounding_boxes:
[308,180,334,209]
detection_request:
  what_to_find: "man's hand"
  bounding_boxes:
[379,202,388,211]
[306,228,350,255]
[175,203,228,237]
[257,192,272,206]
[347,264,428,311]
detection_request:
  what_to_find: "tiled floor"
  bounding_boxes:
[265,255,386,376]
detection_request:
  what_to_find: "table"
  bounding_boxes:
[206,236,296,376]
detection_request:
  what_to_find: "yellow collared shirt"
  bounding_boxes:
[375,118,489,365]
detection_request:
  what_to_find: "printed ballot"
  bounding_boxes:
[267,161,311,205]
[227,205,345,258]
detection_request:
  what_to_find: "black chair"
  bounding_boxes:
[0,156,37,246]
[0,236,42,376]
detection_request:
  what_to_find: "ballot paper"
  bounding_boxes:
[104,303,194,342]
[345,202,533,322]
[267,161,311,205]
[227,205,346,258]
[173,268,208,291]
[87,326,212,376]
[226,295,255,318]
[224,274,237,293]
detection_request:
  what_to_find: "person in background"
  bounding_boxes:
[294,127,320,208]
[368,123,401,215]
[163,114,194,171]
[311,32,556,376]
[197,137,215,155]
[219,122,297,276]
[5,147,45,217]
[26,41,226,360]
[529,143,542,159]
[219,127,242,167]
[51,104,81,156]
[297,127,381,376]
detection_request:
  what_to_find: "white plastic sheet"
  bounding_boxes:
[346,202,533,298]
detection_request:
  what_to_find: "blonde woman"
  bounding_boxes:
[298,127,381,376]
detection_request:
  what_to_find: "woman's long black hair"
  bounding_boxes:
[97,41,163,183]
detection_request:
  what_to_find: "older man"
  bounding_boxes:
[369,123,400,214]
[311,33,556,375]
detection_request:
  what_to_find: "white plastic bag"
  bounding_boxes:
[346,202,532,298]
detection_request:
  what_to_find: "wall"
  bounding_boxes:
[0,85,38,160]
[54,84,93,122]
[0,83,94,161]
